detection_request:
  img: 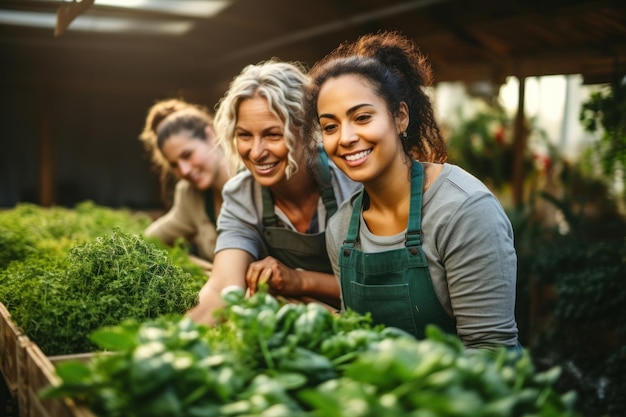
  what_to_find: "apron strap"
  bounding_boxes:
[204,190,217,225]
[343,190,364,248]
[406,161,424,247]
[261,186,278,227]
[317,146,338,220]
[343,161,424,249]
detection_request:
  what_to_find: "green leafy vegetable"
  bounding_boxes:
[43,290,582,417]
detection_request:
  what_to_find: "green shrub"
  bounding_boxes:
[0,229,205,355]
[0,202,208,355]
[0,201,151,270]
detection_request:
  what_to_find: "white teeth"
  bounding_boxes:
[256,163,276,170]
[345,150,371,162]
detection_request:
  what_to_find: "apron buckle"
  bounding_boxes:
[405,230,422,241]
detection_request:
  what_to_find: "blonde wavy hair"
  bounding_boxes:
[213,59,309,178]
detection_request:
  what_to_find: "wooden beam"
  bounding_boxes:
[55,0,95,37]
[208,0,452,66]
[38,98,54,207]
[512,75,527,207]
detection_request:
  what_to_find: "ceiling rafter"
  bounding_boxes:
[1,0,625,100]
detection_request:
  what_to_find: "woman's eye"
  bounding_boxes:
[266,132,283,140]
[236,132,252,140]
[355,113,371,123]
[322,124,337,134]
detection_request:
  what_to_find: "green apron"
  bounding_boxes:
[261,149,337,274]
[339,161,457,338]
[203,190,217,225]
[179,189,216,258]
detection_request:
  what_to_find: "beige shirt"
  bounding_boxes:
[145,180,217,261]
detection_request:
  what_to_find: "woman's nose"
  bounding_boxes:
[177,160,192,176]
[339,124,359,146]
[249,137,267,159]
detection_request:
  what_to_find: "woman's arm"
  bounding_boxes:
[440,193,519,349]
[186,248,253,325]
[145,181,197,244]
[246,256,341,309]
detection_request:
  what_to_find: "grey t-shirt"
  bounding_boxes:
[326,163,519,349]
[216,162,362,264]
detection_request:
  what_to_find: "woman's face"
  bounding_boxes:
[160,127,223,191]
[235,96,293,188]
[317,74,407,184]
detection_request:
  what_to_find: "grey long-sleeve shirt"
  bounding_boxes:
[215,162,361,262]
[326,163,519,350]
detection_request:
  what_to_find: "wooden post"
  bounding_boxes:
[512,76,527,207]
[39,102,54,207]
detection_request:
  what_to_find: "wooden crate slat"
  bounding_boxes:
[0,302,24,393]
[20,342,96,417]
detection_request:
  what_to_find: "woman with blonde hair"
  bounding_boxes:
[188,60,360,325]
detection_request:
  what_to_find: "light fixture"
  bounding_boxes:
[92,0,231,18]
[0,9,193,35]
[0,10,57,30]
[0,0,231,35]
[68,14,194,35]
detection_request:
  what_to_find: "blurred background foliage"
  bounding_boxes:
[445,77,626,417]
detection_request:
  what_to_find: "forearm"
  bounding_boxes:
[186,248,252,325]
[145,212,193,245]
[297,270,341,309]
[186,283,227,326]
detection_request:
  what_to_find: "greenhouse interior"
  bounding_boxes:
[1,1,625,416]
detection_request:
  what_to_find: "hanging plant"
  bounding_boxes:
[579,76,626,204]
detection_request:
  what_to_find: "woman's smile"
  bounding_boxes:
[317,74,406,184]
[236,96,290,187]
[253,161,279,174]
[343,149,372,163]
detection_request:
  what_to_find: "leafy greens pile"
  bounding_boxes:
[0,201,151,269]
[44,287,581,417]
[0,202,208,355]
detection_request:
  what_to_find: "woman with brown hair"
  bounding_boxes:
[303,31,520,351]
[139,98,231,262]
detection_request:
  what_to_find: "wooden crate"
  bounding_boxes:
[1,372,18,417]
[0,302,25,394]
[19,342,96,417]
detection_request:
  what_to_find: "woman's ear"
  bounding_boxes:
[396,102,409,134]
[205,125,216,142]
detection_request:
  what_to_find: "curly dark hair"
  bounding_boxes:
[303,30,446,164]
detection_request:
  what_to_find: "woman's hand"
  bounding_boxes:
[246,256,301,296]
